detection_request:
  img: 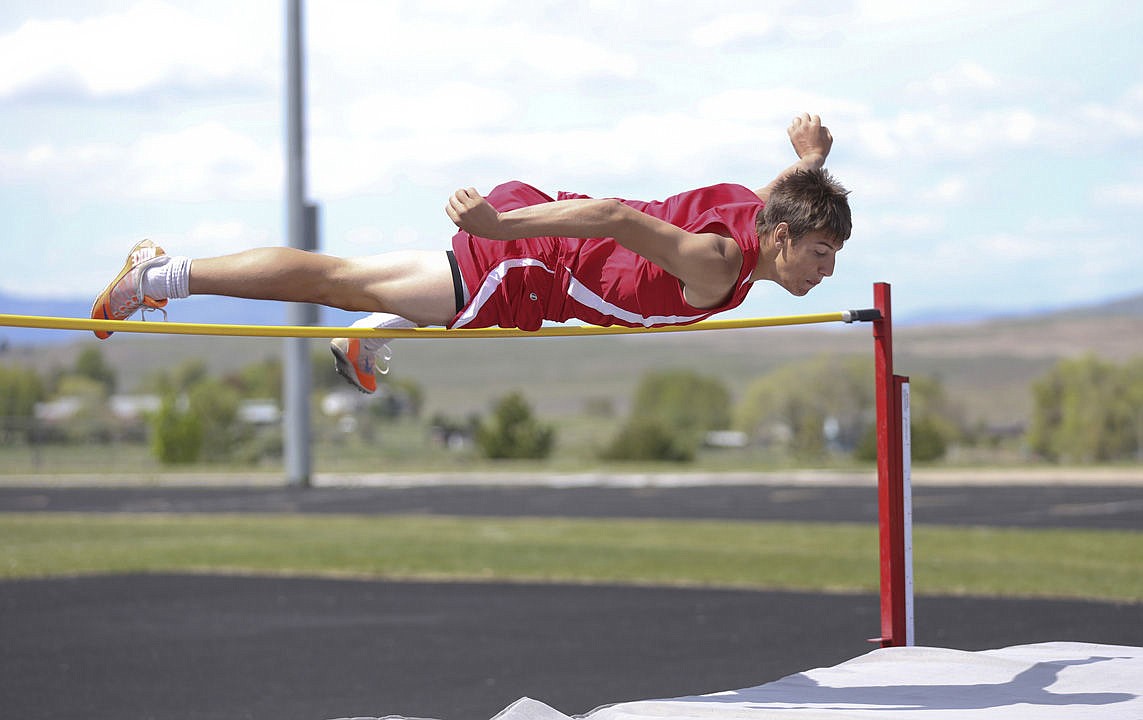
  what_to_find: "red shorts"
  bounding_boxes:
[448,234,567,331]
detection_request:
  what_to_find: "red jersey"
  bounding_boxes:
[449,181,762,331]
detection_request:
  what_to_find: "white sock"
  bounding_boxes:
[140,255,191,300]
[350,312,417,355]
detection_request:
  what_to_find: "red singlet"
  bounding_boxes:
[449,181,763,331]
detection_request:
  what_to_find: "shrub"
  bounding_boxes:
[599,417,694,463]
[152,396,203,464]
[475,392,554,460]
[631,370,731,438]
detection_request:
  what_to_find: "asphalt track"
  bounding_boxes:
[2,482,1142,720]
[4,482,1143,528]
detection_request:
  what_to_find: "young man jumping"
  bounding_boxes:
[91,113,851,394]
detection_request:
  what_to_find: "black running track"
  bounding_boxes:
[3,482,1143,529]
[2,483,1141,720]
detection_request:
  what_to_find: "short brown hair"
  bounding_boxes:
[758,167,852,244]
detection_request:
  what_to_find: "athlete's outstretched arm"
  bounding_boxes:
[754,113,833,203]
[446,188,742,309]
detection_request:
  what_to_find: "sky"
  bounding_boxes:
[1,0,1142,324]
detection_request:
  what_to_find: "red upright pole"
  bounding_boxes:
[873,282,907,647]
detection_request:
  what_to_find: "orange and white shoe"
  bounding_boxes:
[330,337,391,394]
[89,239,169,339]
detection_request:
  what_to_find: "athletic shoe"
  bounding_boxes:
[89,239,169,339]
[330,337,391,394]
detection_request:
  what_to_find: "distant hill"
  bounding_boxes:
[2,290,1142,427]
[895,290,1143,326]
[1052,291,1143,319]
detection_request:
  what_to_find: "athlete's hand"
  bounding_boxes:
[787,113,832,167]
[446,187,506,239]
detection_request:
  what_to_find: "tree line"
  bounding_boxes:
[1,347,1140,465]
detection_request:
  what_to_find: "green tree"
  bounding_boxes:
[739,357,960,463]
[1027,355,1139,463]
[147,362,258,465]
[630,370,731,438]
[906,376,963,445]
[855,413,949,464]
[388,378,425,419]
[475,392,554,459]
[231,356,282,399]
[0,364,44,442]
[368,377,425,421]
[909,415,948,462]
[786,395,827,460]
[602,369,730,462]
[152,395,203,464]
[600,417,694,462]
[900,375,959,463]
[54,375,114,443]
[735,355,873,460]
[144,359,210,396]
[187,377,248,462]
[1124,358,1143,461]
[74,347,117,395]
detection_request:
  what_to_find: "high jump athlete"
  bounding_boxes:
[91,113,851,394]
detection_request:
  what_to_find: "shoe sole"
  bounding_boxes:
[90,263,135,340]
[90,240,166,340]
[330,344,374,394]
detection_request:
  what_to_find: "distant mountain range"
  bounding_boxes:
[894,292,1143,326]
[2,289,1142,347]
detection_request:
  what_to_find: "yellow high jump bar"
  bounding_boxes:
[0,309,880,339]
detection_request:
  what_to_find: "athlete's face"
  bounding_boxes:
[774,227,842,296]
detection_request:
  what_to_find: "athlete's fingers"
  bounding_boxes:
[451,187,482,209]
[448,189,470,213]
[446,189,470,223]
[446,187,493,231]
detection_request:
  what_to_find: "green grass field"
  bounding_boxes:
[3,513,1141,602]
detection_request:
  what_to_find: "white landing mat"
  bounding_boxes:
[488,642,1143,720]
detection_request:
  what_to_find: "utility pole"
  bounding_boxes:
[284,0,317,487]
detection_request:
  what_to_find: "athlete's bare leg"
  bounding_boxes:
[188,248,457,326]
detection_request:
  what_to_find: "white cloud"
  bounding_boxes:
[128,123,280,200]
[833,167,899,203]
[306,3,637,85]
[909,61,1000,98]
[0,1,274,99]
[850,104,1129,161]
[854,0,977,24]
[864,212,946,237]
[983,232,1044,262]
[179,218,273,257]
[689,12,777,48]
[330,83,521,135]
[1093,182,1143,207]
[852,0,1077,35]
[920,176,968,204]
[1,122,280,202]
[1076,102,1143,138]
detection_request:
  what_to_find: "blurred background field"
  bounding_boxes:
[2,293,1142,475]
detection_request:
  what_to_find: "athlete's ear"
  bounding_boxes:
[773,222,790,249]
